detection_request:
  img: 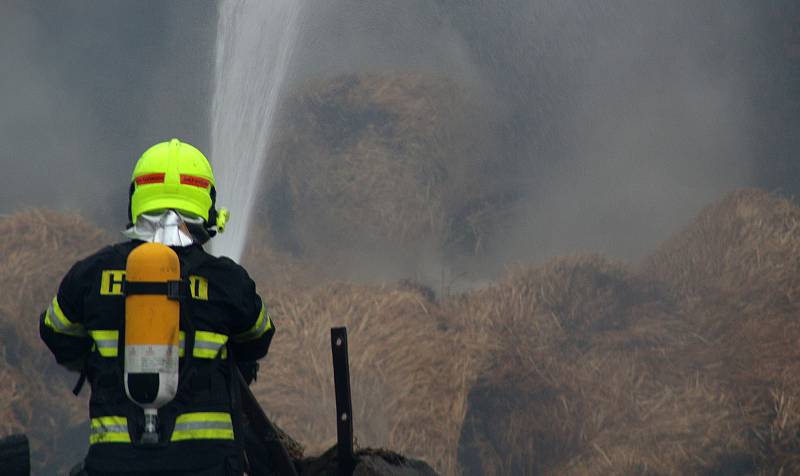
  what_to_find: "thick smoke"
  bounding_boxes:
[289,0,481,86]
[277,0,788,280]
[445,1,798,269]
[477,0,760,263]
[0,1,215,228]
[2,0,798,275]
[0,4,106,217]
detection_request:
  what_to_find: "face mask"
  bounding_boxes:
[123,210,204,247]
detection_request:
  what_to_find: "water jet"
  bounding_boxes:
[210,0,302,261]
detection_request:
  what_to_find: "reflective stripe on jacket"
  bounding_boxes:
[43,296,87,337]
[90,412,234,445]
[232,304,273,343]
[87,330,230,359]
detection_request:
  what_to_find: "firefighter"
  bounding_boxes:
[40,139,274,475]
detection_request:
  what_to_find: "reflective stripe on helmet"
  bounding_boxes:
[90,416,131,444]
[232,304,272,343]
[43,297,87,337]
[180,175,211,188]
[134,173,166,185]
[171,412,234,442]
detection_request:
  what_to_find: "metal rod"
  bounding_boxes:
[331,327,355,475]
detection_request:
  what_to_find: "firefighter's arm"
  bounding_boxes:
[230,293,275,362]
[39,263,93,371]
[229,267,274,363]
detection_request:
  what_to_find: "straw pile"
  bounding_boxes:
[643,188,800,301]
[458,189,800,474]
[241,226,323,292]
[643,189,800,473]
[4,188,800,475]
[0,209,110,473]
[457,257,746,475]
[262,72,506,263]
[247,282,476,475]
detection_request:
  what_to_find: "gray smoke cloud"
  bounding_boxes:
[276,0,787,281]
[483,0,760,263]
[291,0,480,85]
[0,1,215,227]
[1,0,797,273]
[439,0,797,271]
[1,4,106,215]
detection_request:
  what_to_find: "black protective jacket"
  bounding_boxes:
[39,241,274,474]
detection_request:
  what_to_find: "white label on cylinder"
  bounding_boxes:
[125,344,179,373]
[124,343,180,410]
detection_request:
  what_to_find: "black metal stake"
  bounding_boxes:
[331,327,355,475]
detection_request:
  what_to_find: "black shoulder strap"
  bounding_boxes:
[123,280,188,300]
[171,246,217,398]
[227,347,251,475]
[72,364,88,396]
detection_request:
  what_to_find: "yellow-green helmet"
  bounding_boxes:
[129,138,215,223]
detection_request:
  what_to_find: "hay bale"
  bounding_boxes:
[8,188,800,475]
[0,209,109,473]
[456,191,800,475]
[459,339,758,475]
[262,72,506,266]
[644,188,800,402]
[643,188,800,301]
[241,226,324,291]
[251,283,477,476]
[455,256,697,475]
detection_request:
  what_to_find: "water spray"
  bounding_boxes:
[209,0,302,262]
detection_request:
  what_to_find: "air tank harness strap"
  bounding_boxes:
[226,345,250,475]
[123,280,189,300]
[70,283,190,397]
[73,363,88,396]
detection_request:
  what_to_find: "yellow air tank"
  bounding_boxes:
[124,242,181,444]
